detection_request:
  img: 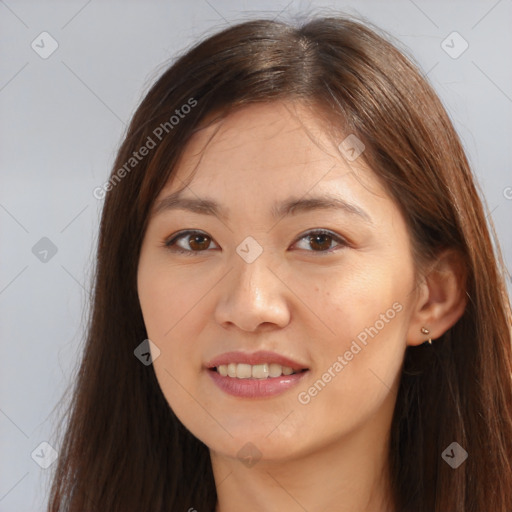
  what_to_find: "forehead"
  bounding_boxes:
[163,101,383,198]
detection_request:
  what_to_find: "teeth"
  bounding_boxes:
[216,363,298,379]
[269,363,282,377]
[237,364,252,379]
[227,363,237,377]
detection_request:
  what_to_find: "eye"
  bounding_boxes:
[164,230,219,255]
[292,229,348,253]
[164,228,348,256]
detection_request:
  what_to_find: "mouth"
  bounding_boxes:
[210,363,307,379]
[205,350,309,377]
[205,351,309,398]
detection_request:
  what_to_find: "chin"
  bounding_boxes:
[203,426,311,464]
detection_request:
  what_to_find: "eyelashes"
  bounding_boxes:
[163,228,349,256]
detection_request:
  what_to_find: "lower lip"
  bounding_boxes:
[207,369,309,398]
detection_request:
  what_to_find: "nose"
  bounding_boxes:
[214,252,291,333]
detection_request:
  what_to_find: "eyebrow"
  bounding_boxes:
[152,191,373,224]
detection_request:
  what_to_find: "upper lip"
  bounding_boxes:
[206,350,308,372]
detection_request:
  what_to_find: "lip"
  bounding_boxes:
[208,369,309,398]
[205,350,309,399]
[205,350,308,372]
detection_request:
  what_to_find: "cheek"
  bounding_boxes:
[137,262,209,406]
[298,257,404,338]
[137,264,205,421]
[290,273,407,440]
[300,258,410,383]
[138,260,206,340]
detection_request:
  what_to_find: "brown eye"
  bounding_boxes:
[293,229,348,254]
[308,233,333,251]
[165,230,219,255]
[188,233,211,251]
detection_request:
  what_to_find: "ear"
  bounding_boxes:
[407,248,468,347]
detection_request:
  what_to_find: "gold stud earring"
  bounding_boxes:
[421,327,432,344]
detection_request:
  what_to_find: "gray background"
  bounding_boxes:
[1,1,511,510]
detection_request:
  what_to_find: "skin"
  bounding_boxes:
[137,101,466,512]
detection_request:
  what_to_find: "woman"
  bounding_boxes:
[47,15,512,512]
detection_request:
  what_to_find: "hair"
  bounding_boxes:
[46,14,512,512]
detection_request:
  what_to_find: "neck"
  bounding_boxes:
[211,418,396,512]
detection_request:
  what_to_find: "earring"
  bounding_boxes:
[421,327,432,344]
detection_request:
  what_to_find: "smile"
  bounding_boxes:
[205,350,310,398]
[215,363,302,379]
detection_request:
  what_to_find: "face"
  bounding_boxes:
[137,101,419,464]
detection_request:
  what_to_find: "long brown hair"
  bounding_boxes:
[47,15,512,512]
